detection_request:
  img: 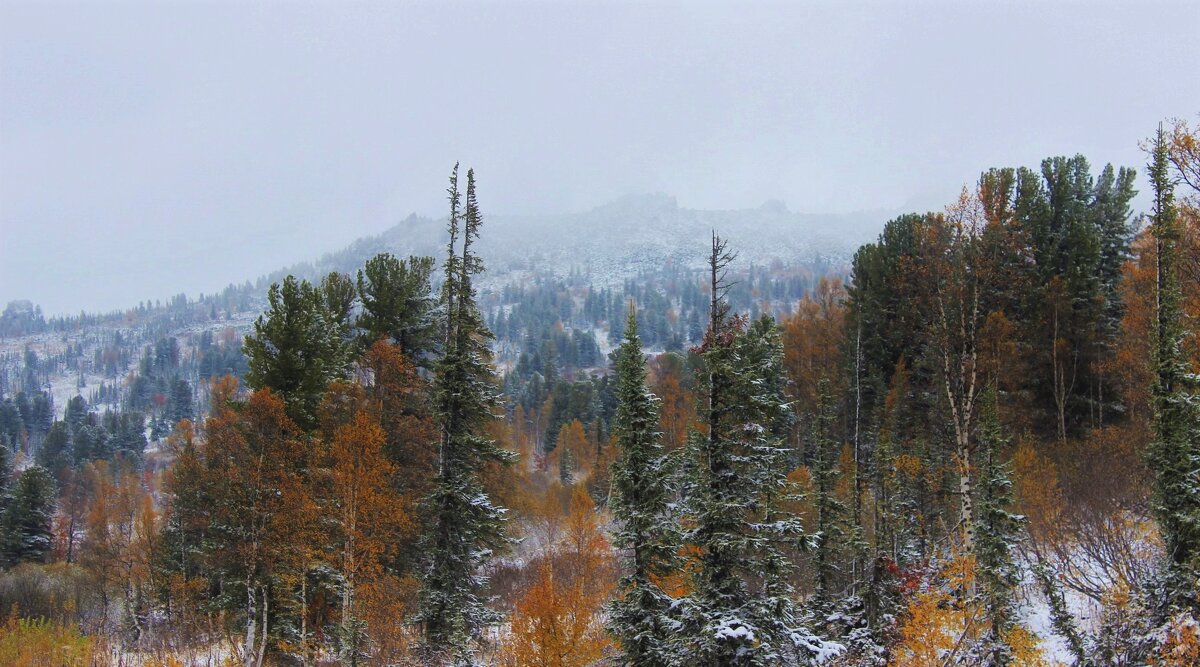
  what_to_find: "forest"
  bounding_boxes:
[1,120,1199,667]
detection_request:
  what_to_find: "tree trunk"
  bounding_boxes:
[957,438,975,553]
[243,578,256,667]
[300,573,309,667]
[255,586,269,667]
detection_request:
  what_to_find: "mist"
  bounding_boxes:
[2,1,1197,316]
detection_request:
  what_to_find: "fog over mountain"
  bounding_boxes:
[283,193,888,292]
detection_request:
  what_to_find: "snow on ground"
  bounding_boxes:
[1018,558,1103,665]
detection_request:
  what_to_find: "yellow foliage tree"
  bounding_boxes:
[0,615,107,667]
[79,460,156,639]
[552,420,592,482]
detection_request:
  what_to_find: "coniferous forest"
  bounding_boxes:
[1,120,1199,666]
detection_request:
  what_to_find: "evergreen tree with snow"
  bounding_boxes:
[157,421,208,585]
[0,465,56,566]
[167,378,193,424]
[0,444,11,526]
[36,421,71,481]
[811,378,847,612]
[417,165,515,663]
[559,446,575,485]
[973,387,1023,665]
[1146,126,1200,603]
[608,307,681,667]
[675,233,830,666]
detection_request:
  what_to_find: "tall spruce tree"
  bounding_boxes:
[812,377,847,611]
[1146,127,1200,598]
[608,307,680,667]
[36,421,71,481]
[417,166,514,662]
[157,421,208,587]
[974,388,1023,665]
[676,233,828,666]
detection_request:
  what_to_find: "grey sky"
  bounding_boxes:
[2,1,1197,316]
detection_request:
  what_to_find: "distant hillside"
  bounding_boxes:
[1,194,893,341]
[272,193,893,289]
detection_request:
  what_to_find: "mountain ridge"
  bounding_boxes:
[279,192,893,292]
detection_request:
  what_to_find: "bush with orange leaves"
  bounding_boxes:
[1152,612,1200,667]
[891,555,1054,667]
[1013,431,1161,603]
[500,486,616,667]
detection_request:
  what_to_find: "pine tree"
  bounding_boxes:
[356,253,437,361]
[1146,126,1200,599]
[607,307,680,667]
[417,166,515,662]
[974,388,1023,665]
[320,270,358,340]
[0,465,56,566]
[244,275,352,430]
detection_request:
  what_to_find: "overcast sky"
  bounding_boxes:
[2,1,1197,316]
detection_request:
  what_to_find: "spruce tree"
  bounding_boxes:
[168,379,193,424]
[0,465,56,566]
[676,233,827,666]
[0,444,11,524]
[0,442,9,493]
[417,166,514,662]
[36,421,71,481]
[812,378,847,611]
[1146,126,1200,599]
[973,388,1023,665]
[608,307,680,667]
[1033,561,1088,664]
[559,447,574,485]
[158,422,208,584]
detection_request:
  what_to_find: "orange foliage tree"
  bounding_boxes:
[200,386,311,667]
[649,354,695,452]
[501,486,615,667]
[79,459,156,640]
[781,276,847,420]
[327,408,412,664]
[891,555,1051,667]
